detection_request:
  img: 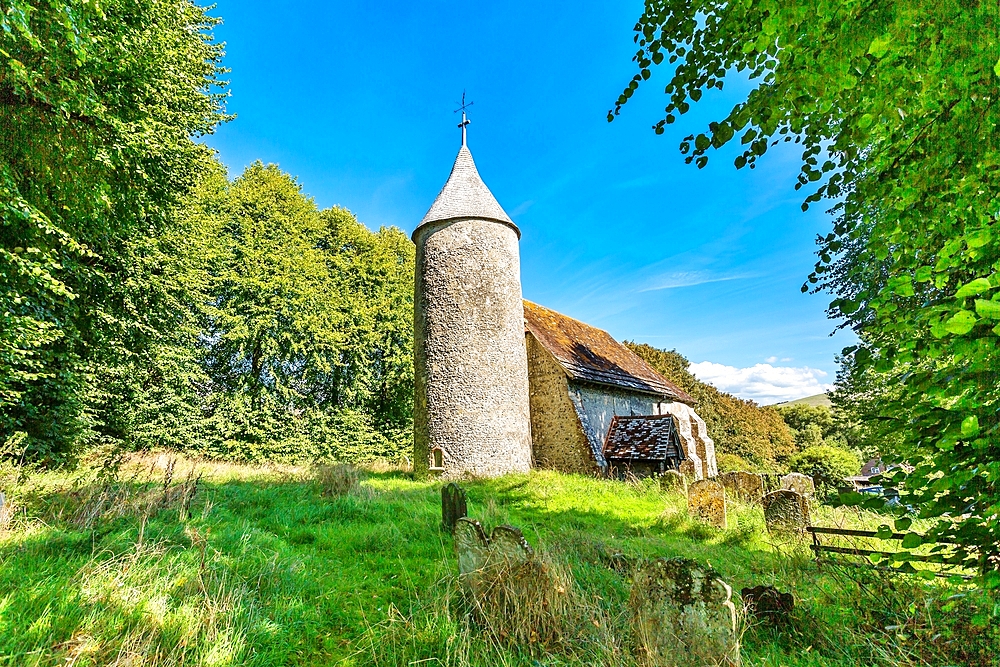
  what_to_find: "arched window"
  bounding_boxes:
[431,447,445,470]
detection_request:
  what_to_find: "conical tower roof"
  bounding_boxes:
[414,145,518,239]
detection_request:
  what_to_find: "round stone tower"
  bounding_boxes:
[412,133,532,478]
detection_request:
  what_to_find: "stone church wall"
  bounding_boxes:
[568,383,664,471]
[525,334,601,474]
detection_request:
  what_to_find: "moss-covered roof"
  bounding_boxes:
[523,300,694,404]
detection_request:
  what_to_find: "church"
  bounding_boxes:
[412,118,717,480]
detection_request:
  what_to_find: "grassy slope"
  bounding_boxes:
[774,394,833,408]
[0,454,992,666]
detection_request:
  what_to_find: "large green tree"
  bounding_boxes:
[613,0,999,576]
[0,1,229,462]
[201,163,415,462]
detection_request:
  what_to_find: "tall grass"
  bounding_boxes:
[0,454,996,666]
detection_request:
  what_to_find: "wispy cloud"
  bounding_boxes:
[639,271,758,292]
[511,199,534,216]
[689,361,833,405]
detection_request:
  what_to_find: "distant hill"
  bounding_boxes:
[776,393,832,408]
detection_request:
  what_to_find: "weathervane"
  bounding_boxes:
[454,91,473,146]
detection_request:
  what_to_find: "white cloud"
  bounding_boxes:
[639,271,757,292]
[689,361,833,405]
[765,356,778,363]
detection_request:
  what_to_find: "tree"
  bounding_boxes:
[788,445,861,502]
[1,1,229,463]
[627,343,794,467]
[613,0,999,578]
[200,163,415,462]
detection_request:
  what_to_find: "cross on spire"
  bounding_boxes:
[454,91,473,146]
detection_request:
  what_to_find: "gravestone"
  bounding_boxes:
[453,518,533,582]
[718,471,764,504]
[660,469,687,493]
[762,490,810,533]
[441,482,467,533]
[630,557,740,667]
[781,472,815,498]
[454,518,491,578]
[678,459,698,481]
[741,585,794,626]
[688,479,727,529]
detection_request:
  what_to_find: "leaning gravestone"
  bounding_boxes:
[453,518,533,591]
[718,471,764,504]
[441,482,467,533]
[762,490,810,534]
[660,469,687,493]
[781,472,815,498]
[630,557,740,667]
[688,479,727,529]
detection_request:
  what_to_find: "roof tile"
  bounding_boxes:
[523,300,694,403]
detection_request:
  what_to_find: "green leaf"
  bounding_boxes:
[888,276,913,297]
[995,57,1000,79]
[838,299,860,315]
[893,517,912,531]
[961,415,980,437]
[875,525,893,540]
[955,278,992,298]
[943,310,977,335]
[974,299,1000,320]
[838,491,864,506]
[868,35,891,58]
[900,533,922,549]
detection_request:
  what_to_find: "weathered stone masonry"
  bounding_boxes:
[525,333,600,474]
[412,146,532,478]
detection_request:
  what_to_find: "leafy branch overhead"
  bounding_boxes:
[612,0,1000,579]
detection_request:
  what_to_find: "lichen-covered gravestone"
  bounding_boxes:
[762,490,810,534]
[718,471,764,504]
[659,469,687,493]
[688,479,727,529]
[441,482,467,533]
[780,472,815,498]
[453,518,534,591]
[630,557,740,667]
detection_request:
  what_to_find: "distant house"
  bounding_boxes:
[523,301,717,478]
[861,458,884,477]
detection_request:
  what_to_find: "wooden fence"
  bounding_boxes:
[806,525,970,579]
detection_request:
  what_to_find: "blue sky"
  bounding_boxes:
[203,0,855,404]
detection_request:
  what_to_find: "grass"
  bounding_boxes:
[773,394,832,408]
[0,452,996,666]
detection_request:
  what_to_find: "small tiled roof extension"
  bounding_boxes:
[603,415,685,462]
